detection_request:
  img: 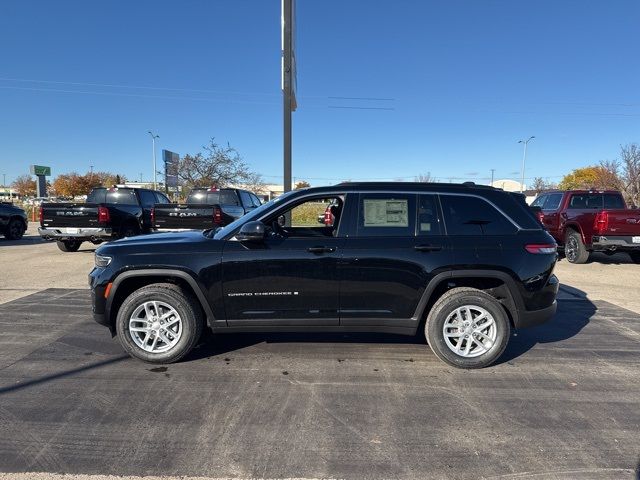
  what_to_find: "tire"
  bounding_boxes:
[115,283,204,364]
[629,251,640,264]
[425,287,511,369]
[565,229,590,264]
[120,223,140,238]
[4,218,25,240]
[56,239,82,252]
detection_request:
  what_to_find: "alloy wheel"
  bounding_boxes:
[442,305,497,358]
[128,300,183,353]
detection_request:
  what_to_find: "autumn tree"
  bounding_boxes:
[559,166,622,190]
[177,139,255,188]
[12,175,37,197]
[52,171,127,197]
[294,180,311,189]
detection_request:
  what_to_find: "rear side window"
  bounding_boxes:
[569,194,602,209]
[154,192,170,204]
[250,193,262,207]
[543,193,563,210]
[417,195,442,235]
[239,191,253,207]
[440,195,517,235]
[604,194,625,209]
[357,193,416,237]
[219,191,239,206]
[105,189,138,205]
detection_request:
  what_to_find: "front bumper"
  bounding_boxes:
[592,235,640,251]
[39,226,113,240]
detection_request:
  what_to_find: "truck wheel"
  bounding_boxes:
[56,239,82,252]
[565,230,589,264]
[629,252,640,264]
[115,283,204,364]
[425,287,510,369]
[121,224,140,238]
[5,219,25,240]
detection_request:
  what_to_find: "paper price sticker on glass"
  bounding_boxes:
[364,199,409,227]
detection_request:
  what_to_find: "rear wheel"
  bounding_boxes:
[425,287,511,369]
[56,239,82,252]
[115,283,204,364]
[4,219,25,240]
[629,251,640,264]
[565,230,590,264]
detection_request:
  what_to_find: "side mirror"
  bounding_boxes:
[236,221,266,242]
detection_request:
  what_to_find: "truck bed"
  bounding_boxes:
[40,202,101,228]
[152,203,242,230]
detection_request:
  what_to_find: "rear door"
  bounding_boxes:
[540,192,564,239]
[338,192,452,327]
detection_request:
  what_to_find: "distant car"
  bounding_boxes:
[531,189,640,263]
[0,202,28,240]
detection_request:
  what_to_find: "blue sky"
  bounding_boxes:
[1,0,639,187]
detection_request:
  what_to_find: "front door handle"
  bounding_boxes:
[307,246,336,254]
[415,244,443,252]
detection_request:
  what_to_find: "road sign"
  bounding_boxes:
[30,165,51,176]
[162,150,179,188]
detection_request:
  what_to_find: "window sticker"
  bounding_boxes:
[363,199,409,227]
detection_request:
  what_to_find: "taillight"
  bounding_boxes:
[525,243,557,254]
[98,206,110,224]
[594,211,609,235]
[38,206,44,224]
[324,207,332,225]
[213,207,222,225]
[150,207,155,226]
[536,211,544,223]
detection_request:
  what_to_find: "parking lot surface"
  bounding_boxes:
[0,287,639,479]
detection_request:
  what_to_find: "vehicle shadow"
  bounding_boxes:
[558,251,634,265]
[0,235,46,247]
[186,286,596,365]
[497,284,596,364]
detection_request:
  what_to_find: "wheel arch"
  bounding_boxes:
[106,269,216,331]
[563,222,585,243]
[413,270,522,328]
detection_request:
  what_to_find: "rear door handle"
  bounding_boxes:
[307,246,337,254]
[415,244,443,252]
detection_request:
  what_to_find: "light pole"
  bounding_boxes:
[148,131,160,190]
[518,136,535,193]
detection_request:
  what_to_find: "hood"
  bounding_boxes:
[96,230,214,255]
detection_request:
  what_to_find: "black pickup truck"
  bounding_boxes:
[39,186,170,252]
[152,187,261,231]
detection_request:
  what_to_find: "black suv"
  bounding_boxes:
[90,182,559,369]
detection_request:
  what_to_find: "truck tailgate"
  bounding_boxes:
[153,203,215,230]
[40,203,100,228]
[604,209,640,236]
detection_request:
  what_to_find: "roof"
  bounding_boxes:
[334,181,496,191]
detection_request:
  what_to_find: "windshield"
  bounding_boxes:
[212,190,297,239]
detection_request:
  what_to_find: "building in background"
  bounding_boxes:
[490,179,526,192]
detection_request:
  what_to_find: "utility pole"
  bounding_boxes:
[282,0,295,195]
[518,136,535,193]
[148,131,160,190]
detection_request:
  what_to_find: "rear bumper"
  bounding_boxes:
[516,301,557,329]
[592,235,640,251]
[39,226,113,240]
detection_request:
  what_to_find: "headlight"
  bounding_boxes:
[95,254,112,267]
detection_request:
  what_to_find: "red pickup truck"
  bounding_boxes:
[531,190,640,264]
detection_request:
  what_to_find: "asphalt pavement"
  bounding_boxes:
[0,288,638,479]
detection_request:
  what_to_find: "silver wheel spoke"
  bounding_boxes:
[129,300,182,354]
[473,317,494,332]
[442,304,497,358]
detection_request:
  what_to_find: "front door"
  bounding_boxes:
[221,194,345,326]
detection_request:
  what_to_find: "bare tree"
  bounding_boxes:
[619,144,640,207]
[177,138,253,188]
[244,172,268,195]
[531,177,558,192]
[415,172,433,183]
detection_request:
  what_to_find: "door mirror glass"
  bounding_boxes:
[236,221,266,242]
[277,215,286,227]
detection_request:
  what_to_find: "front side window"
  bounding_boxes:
[139,190,156,208]
[357,193,416,237]
[440,195,517,236]
[543,193,563,210]
[263,195,344,238]
[239,191,253,208]
[531,195,547,208]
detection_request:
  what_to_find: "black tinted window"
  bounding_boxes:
[250,194,262,207]
[604,194,625,209]
[219,191,239,206]
[417,195,442,235]
[239,191,253,207]
[441,195,517,235]
[105,189,138,205]
[569,194,602,209]
[357,193,416,237]
[154,192,170,204]
[531,195,546,208]
[139,190,156,208]
[87,189,106,203]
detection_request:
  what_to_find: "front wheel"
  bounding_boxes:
[57,239,82,252]
[425,287,511,369]
[565,230,590,264]
[629,251,640,264]
[115,283,204,364]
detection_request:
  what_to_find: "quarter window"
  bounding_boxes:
[440,195,516,236]
[568,194,602,209]
[417,195,442,235]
